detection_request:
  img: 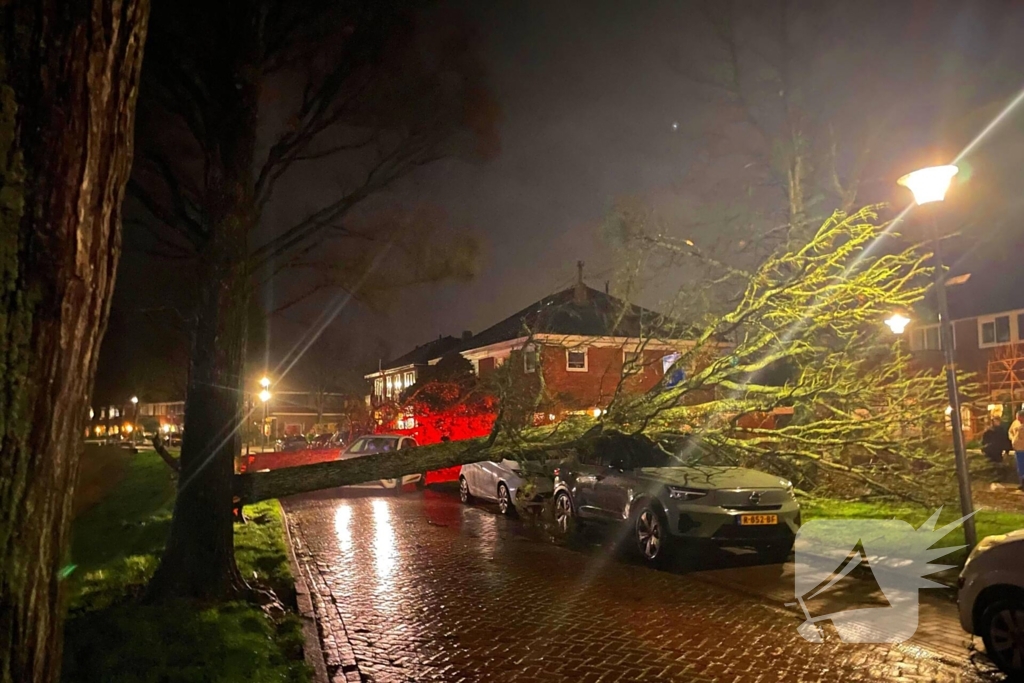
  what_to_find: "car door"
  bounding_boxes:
[571,450,608,519]
[592,451,634,521]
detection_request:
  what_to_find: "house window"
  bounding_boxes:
[385,375,393,399]
[471,359,480,376]
[374,378,384,398]
[910,325,942,351]
[980,314,1012,347]
[523,346,539,373]
[566,348,588,372]
[404,371,416,388]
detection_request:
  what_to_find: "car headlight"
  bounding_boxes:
[668,486,707,501]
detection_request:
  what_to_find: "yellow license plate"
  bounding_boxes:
[739,514,778,526]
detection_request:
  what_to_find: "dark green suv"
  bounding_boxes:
[552,435,800,564]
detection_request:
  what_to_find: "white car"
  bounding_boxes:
[958,529,1024,678]
[340,434,423,490]
[459,459,552,515]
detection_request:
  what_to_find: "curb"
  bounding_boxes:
[279,500,330,683]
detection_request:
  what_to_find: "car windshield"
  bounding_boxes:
[349,437,399,454]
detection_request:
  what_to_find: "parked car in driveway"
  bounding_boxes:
[958,529,1024,679]
[552,434,800,565]
[340,434,423,489]
[459,458,555,515]
[275,435,309,452]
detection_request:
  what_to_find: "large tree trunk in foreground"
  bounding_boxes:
[147,5,260,600]
[0,2,148,682]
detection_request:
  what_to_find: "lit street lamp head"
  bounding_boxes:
[259,376,271,389]
[884,313,911,335]
[897,164,958,205]
[259,389,272,403]
[130,396,139,404]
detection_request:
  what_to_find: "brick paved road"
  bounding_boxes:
[284,487,1006,683]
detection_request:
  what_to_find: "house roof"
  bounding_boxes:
[457,285,685,351]
[374,335,462,374]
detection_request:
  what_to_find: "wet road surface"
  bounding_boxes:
[283,487,1005,683]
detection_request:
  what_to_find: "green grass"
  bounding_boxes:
[801,497,1024,566]
[62,447,309,683]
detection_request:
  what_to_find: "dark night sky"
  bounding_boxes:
[100,0,1024,401]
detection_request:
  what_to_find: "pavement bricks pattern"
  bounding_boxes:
[284,489,1004,683]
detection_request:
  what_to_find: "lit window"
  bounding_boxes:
[523,346,539,374]
[394,375,403,393]
[375,378,384,397]
[471,359,480,376]
[404,371,415,388]
[386,375,393,398]
[566,348,588,372]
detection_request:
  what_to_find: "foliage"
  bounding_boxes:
[63,449,307,682]
[604,206,964,503]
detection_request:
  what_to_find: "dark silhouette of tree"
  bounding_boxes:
[0,1,149,681]
[130,0,497,600]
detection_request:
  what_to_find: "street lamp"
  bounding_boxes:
[259,386,272,451]
[884,313,911,335]
[897,163,976,549]
[130,396,139,447]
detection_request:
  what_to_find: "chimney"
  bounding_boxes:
[574,260,587,305]
[461,330,473,341]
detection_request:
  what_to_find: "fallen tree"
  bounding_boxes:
[235,207,962,507]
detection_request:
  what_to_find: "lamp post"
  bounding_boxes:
[130,396,139,448]
[259,377,272,451]
[897,163,976,549]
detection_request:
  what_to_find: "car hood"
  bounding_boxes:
[969,528,1024,559]
[636,466,789,490]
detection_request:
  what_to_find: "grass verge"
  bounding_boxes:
[62,446,309,683]
[801,497,1024,567]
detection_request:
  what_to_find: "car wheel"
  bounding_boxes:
[459,477,473,504]
[633,503,669,564]
[497,482,515,516]
[553,491,574,536]
[980,597,1024,678]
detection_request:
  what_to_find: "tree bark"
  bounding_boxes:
[236,438,547,504]
[146,5,261,601]
[0,2,149,682]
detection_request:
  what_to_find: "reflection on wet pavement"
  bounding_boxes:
[284,488,1002,683]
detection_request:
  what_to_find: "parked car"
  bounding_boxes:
[551,434,800,564]
[339,434,423,489]
[958,529,1024,679]
[309,432,345,449]
[275,435,309,452]
[459,458,555,515]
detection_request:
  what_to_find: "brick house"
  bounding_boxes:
[367,278,696,426]
[905,270,1024,431]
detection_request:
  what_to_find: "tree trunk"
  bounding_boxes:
[147,6,260,601]
[0,2,148,682]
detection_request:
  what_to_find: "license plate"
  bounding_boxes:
[739,514,778,526]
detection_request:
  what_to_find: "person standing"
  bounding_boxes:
[1011,409,1024,489]
[982,418,1012,463]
